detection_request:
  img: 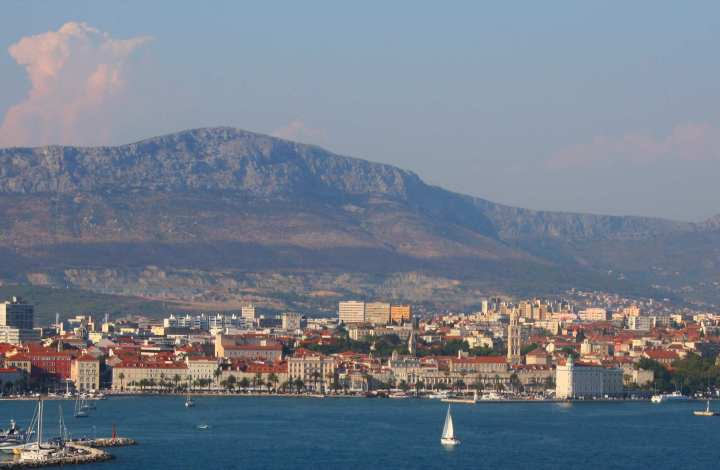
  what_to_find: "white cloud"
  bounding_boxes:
[548,123,720,169]
[271,119,327,145]
[0,22,153,147]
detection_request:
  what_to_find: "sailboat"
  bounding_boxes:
[185,387,195,408]
[17,400,56,462]
[74,395,88,418]
[440,405,460,446]
[693,400,718,417]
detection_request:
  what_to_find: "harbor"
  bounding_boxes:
[0,399,136,469]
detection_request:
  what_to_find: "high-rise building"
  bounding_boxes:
[507,309,521,364]
[481,299,489,315]
[365,302,390,325]
[0,297,34,330]
[241,303,256,321]
[338,301,365,324]
[390,305,412,324]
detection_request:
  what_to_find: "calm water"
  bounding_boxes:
[0,397,718,469]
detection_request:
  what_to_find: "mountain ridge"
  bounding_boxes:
[0,127,717,312]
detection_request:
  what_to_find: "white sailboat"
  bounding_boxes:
[440,405,460,446]
[17,400,56,462]
[693,400,719,417]
[74,395,88,418]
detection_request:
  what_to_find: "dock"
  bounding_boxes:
[75,437,137,448]
[0,444,113,468]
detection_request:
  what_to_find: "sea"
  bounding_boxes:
[0,396,718,469]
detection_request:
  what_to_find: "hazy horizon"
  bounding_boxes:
[2,2,719,221]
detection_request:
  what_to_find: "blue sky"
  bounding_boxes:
[1,1,719,221]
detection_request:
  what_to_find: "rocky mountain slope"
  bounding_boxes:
[0,127,717,313]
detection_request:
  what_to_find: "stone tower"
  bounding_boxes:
[507,309,521,364]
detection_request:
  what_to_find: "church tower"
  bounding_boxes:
[507,309,521,364]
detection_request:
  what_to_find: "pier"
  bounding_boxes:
[76,437,137,448]
[0,444,113,468]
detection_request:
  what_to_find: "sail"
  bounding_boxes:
[442,406,454,439]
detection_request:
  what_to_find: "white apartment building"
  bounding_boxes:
[338,301,365,324]
[555,356,623,399]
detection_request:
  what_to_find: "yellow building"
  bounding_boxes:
[390,305,412,324]
[71,356,100,391]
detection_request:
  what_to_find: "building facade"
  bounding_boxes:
[0,297,34,330]
[71,356,100,391]
[555,356,623,399]
[339,301,365,324]
[365,302,390,325]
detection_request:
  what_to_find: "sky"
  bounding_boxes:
[1,1,719,222]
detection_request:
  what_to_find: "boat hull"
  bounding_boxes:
[441,438,460,446]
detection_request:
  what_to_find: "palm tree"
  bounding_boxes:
[268,373,279,393]
[310,371,322,393]
[118,372,125,391]
[172,374,181,392]
[228,375,239,391]
[213,368,222,390]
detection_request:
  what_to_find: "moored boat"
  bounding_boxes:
[651,391,689,403]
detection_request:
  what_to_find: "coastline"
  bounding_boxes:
[0,391,695,403]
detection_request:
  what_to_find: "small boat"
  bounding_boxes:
[442,390,477,404]
[197,424,210,430]
[651,391,689,403]
[440,405,460,446]
[0,420,30,452]
[693,400,718,417]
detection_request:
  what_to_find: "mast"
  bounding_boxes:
[37,399,43,449]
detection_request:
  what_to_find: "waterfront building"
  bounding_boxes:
[4,354,32,375]
[448,355,508,375]
[365,302,391,325]
[287,351,336,392]
[111,361,188,391]
[507,310,521,364]
[186,357,219,385]
[71,355,100,391]
[215,335,283,361]
[555,356,623,399]
[339,301,365,324]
